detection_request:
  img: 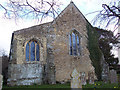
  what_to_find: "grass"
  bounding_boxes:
[2,81,120,89]
[83,81,119,88]
[3,83,70,89]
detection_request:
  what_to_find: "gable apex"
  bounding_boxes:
[53,1,88,24]
[70,0,73,3]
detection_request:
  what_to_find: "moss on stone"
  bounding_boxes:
[87,23,102,80]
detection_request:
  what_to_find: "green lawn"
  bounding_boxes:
[2,83,70,90]
[83,81,119,88]
[2,81,120,89]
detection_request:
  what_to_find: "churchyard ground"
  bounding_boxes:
[2,81,120,89]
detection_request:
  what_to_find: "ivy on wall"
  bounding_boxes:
[87,23,102,80]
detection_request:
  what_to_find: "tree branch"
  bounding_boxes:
[0,0,61,22]
[102,4,120,19]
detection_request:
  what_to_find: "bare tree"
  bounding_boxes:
[88,1,120,50]
[0,0,61,22]
[92,1,120,30]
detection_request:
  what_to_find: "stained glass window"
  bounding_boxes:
[25,40,40,61]
[69,30,81,56]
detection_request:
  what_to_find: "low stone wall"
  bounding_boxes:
[0,74,3,90]
[7,64,44,86]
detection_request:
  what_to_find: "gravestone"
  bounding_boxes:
[0,74,3,90]
[80,72,86,85]
[101,64,110,83]
[71,68,82,88]
[88,71,94,84]
[109,69,118,84]
[101,54,110,83]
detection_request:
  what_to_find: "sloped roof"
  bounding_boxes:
[14,22,52,35]
[14,1,89,34]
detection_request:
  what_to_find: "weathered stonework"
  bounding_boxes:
[0,57,2,75]
[2,56,9,85]
[71,68,82,88]
[109,69,118,84]
[101,54,110,83]
[7,64,44,86]
[0,74,3,90]
[8,2,96,85]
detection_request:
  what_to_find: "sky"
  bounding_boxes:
[0,0,118,56]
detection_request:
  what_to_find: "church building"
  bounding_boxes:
[8,1,96,86]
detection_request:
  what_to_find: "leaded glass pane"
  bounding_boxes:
[72,32,77,55]
[26,43,29,61]
[69,34,72,55]
[30,41,35,61]
[77,35,80,55]
[36,43,39,61]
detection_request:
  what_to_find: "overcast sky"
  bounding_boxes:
[0,0,118,56]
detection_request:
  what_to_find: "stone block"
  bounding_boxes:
[7,64,44,86]
[101,54,110,83]
[110,69,118,84]
[0,74,3,90]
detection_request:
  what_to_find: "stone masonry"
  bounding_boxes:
[0,74,3,90]
[109,69,118,84]
[0,57,2,90]
[7,64,44,86]
[8,2,95,85]
[0,57,2,75]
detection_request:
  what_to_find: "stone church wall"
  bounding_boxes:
[52,3,95,82]
[8,22,56,85]
[10,22,51,64]
[7,64,44,86]
[8,2,96,85]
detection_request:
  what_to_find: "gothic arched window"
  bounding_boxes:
[25,40,40,61]
[69,30,81,56]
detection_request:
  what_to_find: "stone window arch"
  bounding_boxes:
[25,40,40,61]
[69,30,81,56]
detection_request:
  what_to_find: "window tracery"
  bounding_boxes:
[69,30,81,56]
[25,40,40,61]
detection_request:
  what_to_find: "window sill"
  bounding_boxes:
[25,61,40,64]
[69,55,81,59]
